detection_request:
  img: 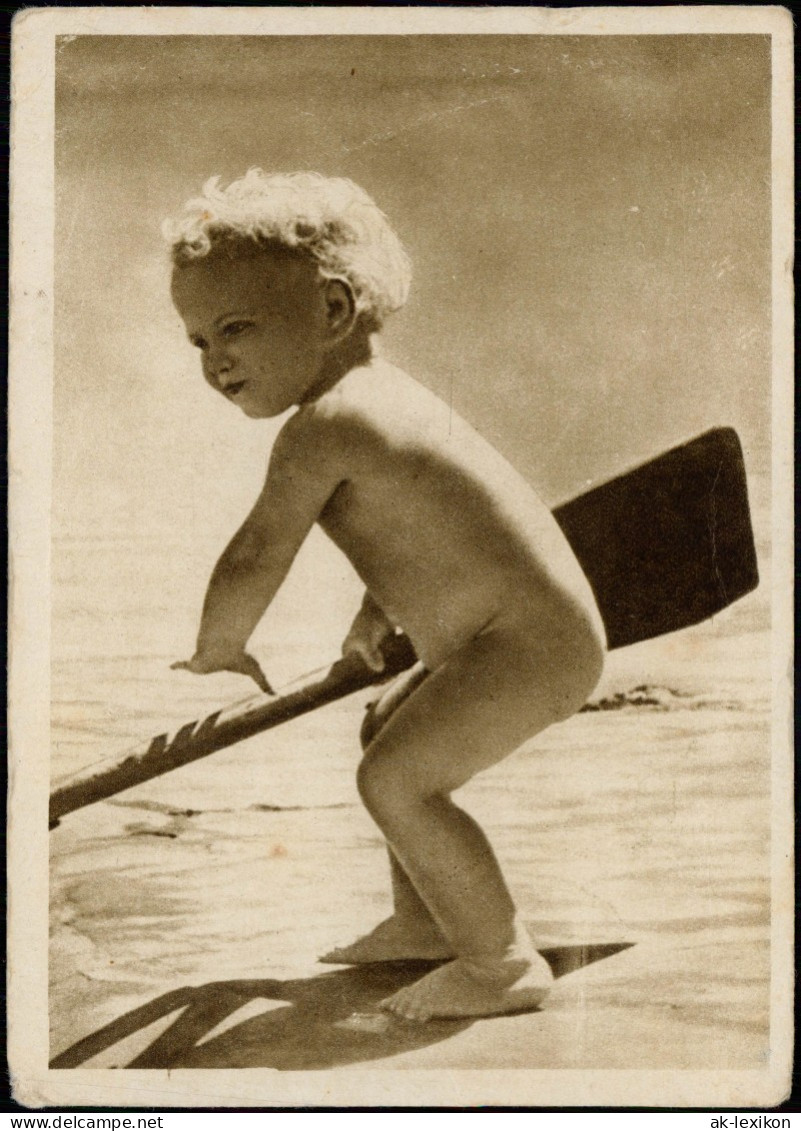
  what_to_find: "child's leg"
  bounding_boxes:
[357,618,602,1020]
[320,663,456,964]
[387,846,452,952]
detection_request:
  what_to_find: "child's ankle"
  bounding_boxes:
[461,918,534,970]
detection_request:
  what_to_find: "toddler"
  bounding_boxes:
[167,170,605,1021]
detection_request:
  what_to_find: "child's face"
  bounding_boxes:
[171,248,333,418]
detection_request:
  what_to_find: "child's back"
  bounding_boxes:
[296,358,604,673]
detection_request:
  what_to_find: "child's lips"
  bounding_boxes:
[224,381,247,398]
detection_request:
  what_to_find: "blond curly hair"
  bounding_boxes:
[163,169,412,332]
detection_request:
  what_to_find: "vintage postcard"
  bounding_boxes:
[8,5,793,1110]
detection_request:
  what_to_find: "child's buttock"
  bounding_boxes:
[409,572,604,677]
[365,597,604,796]
[388,585,602,717]
[475,600,603,720]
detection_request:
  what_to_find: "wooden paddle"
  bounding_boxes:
[50,427,758,829]
[49,633,417,829]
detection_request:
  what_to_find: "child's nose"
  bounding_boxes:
[205,347,234,387]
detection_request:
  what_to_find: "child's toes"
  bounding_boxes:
[400,995,431,1022]
[380,987,424,1021]
[381,977,435,1021]
[380,988,407,1015]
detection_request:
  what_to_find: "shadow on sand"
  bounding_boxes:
[51,943,633,1070]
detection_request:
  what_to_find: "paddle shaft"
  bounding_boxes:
[49,633,417,828]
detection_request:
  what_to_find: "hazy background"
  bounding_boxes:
[52,34,772,761]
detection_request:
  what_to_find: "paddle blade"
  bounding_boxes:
[553,427,759,650]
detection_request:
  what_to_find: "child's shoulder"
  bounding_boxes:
[332,357,419,407]
[272,362,388,461]
[279,360,451,475]
[296,359,427,435]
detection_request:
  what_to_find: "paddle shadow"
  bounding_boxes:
[51,942,633,1070]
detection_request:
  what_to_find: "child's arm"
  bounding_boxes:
[173,412,344,690]
[341,591,397,672]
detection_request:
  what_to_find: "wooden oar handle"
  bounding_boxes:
[49,633,418,829]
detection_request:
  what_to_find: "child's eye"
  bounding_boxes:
[222,320,252,338]
[190,335,208,351]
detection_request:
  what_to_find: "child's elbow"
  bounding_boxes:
[214,540,265,586]
[225,523,271,570]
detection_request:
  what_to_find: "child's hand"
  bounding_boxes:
[171,649,274,694]
[341,598,395,673]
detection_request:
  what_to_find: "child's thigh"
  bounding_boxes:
[361,661,429,748]
[361,624,586,798]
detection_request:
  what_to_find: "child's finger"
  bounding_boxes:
[236,653,275,695]
[171,656,216,675]
[350,639,385,672]
[364,644,386,672]
[341,633,358,658]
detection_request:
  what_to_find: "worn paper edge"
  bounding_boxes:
[7,3,795,1110]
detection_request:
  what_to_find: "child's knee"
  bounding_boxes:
[357,747,434,825]
[356,752,396,818]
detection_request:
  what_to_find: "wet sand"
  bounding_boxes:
[49,623,772,1074]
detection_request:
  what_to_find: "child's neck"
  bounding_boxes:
[302,328,377,403]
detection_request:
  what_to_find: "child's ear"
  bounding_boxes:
[323,278,356,340]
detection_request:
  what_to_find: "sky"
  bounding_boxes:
[51,34,773,663]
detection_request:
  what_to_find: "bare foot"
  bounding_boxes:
[380,951,554,1021]
[319,916,455,964]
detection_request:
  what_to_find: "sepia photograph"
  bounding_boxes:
[8,5,793,1110]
